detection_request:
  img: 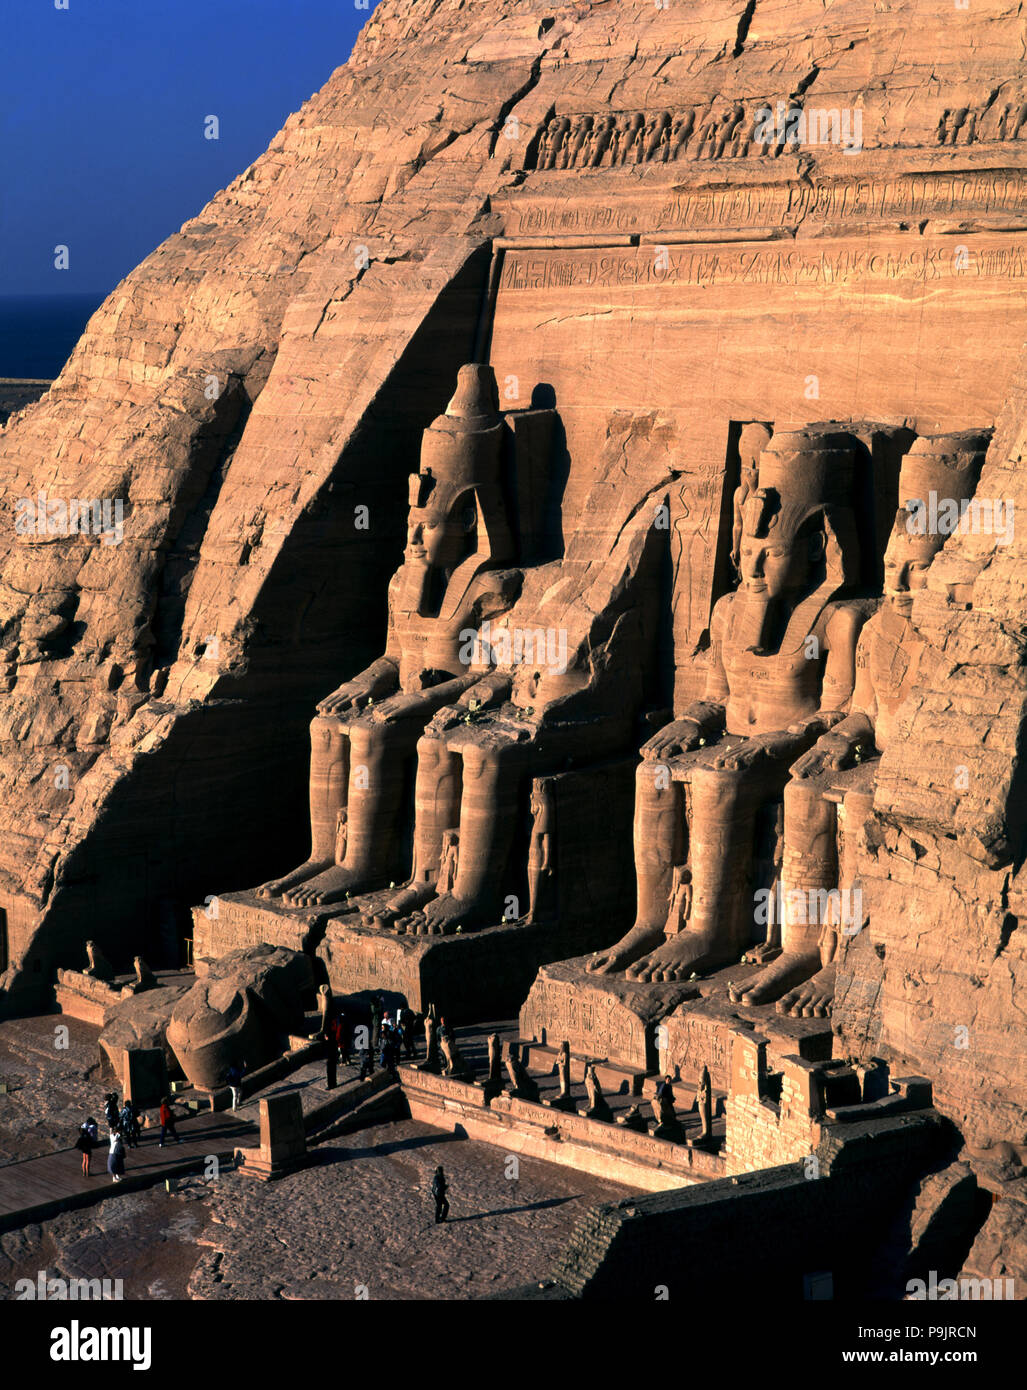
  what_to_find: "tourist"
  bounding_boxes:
[75,1118,97,1177]
[158,1096,182,1147]
[107,1127,125,1184]
[383,1024,400,1073]
[358,1044,374,1082]
[225,1060,244,1110]
[119,1099,139,1148]
[103,1092,119,1131]
[431,1165,449,1224]
[655,1074,675,1105]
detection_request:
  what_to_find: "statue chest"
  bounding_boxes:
[723,647,824,729]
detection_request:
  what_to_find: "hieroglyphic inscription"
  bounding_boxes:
[503,170,1027,239]
[500,240,1027,294]
[521,976,648,1067]
[662,1012,732,1091]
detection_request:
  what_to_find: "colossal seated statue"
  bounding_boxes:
[588,426,871,983]
[730,431,990,1014]
[362,433,670,938]
[255,364,523,910]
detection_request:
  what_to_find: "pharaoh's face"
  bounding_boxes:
[883,517,941,615]
[406,484,477,572]
[739,517,819,600]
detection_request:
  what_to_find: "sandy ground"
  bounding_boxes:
[0,1016,634,1301]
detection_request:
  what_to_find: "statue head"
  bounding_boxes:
[886,430,990,616]
[739,427,859,604]
[401,365,512,616]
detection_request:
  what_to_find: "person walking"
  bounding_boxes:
[103,1092,119,1131]
[431,1165,449,1224]
[158,1096,182,1147]
[75,1118,97,1177]
[359,1044,374,1082]
[225,1061,244,1110]
[107,1127,126,1184]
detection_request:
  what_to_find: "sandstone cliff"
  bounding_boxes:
[0,0,1025,1206]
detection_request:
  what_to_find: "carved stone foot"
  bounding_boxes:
[283,865,370,907]
[741,940,782,965]
[729,950,821,1006]
[625,930,735,982]
[256,859,332,900]
[776,962,837,1018]
[400,893,482,936]
[365,880,436,931]
[586,922,665,975]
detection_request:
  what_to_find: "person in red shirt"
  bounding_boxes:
[158,1097,181,1147]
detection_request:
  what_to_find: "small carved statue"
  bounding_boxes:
[581,1062,613,1122]
[504,1041,540,1101]
[130,956,157,992]
[440,1023,472,1079]
[548,1039,576,1112]
[83,939,115,983]
[317,982,333,1037]
[697,1064,714,1144]
[419,1013,442,1074]
[482,1031,505,1100]
[526,778,555,923]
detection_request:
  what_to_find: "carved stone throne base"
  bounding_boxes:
[520,956,833,1075]
[519,955,701,1072]
[317,916,561,1022]
[657,992,834,1092]
[192,891,332,961]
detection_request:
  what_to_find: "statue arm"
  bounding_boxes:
[317,657,398,715]
[816,604,868,718]
[456,670,513,710]
[645,600,729,756]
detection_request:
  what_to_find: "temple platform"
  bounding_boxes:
[194,885,638,1023]
[520,954,833,1080]
[316,913,569,1022]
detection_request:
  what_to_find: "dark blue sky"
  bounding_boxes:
[2,0,378,297]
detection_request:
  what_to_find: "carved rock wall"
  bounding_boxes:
[0,0,1025,1190]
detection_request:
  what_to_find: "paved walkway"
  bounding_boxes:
[0,1109,257,1233]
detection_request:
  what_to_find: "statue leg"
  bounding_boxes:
[778,779,873,1017]
[731,775,836,1005]
[408,743,527,935]
[588,760,684,974]
[628,761,783,982]
[285,720,415,906]
[257,715,347,898]
[378,734,461,930]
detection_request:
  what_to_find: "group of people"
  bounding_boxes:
[323,995,419,1089]
[74,1091,182,1182]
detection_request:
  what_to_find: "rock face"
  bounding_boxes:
[0,0,1026,1257]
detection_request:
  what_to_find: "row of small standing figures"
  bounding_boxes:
[533,107,805,172]
[419,1020,717,1147]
